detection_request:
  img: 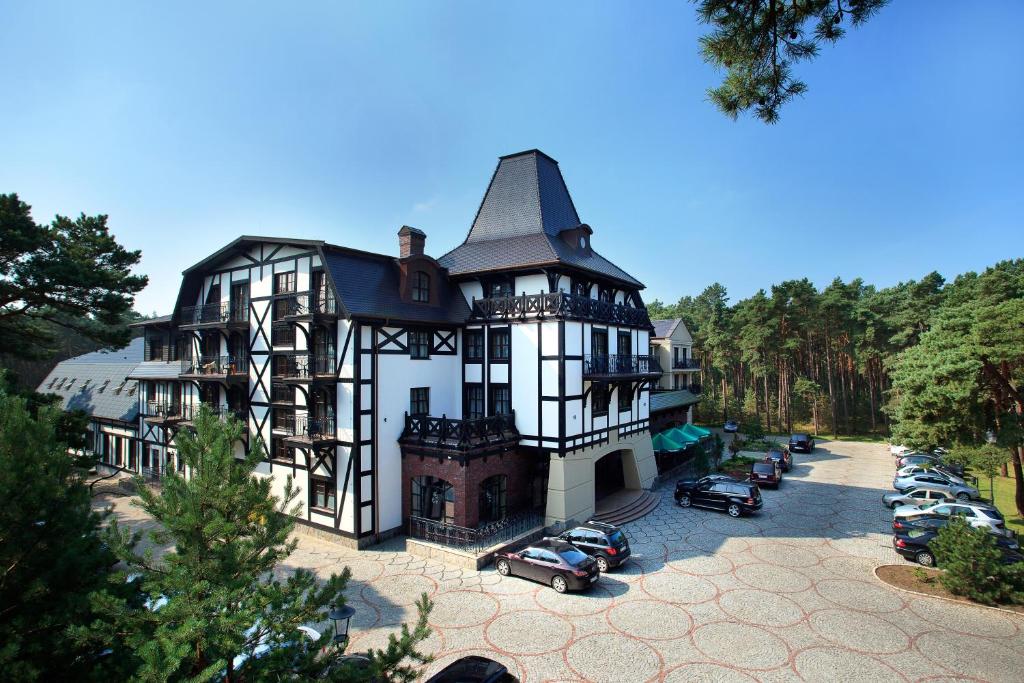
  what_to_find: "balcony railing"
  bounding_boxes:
[672,358,701,370]
[180,301,248,327]
[583,354,662,377]
[400,412,518,456]
[470,291,651,327]
[277,413,337,442]
[408,510,545,554]
[180,355,249,377]
[143,401,182,420]
[180,403,247,423]
[273,354,335,380]
[275,292,338,319]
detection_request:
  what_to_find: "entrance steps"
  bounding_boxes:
[592,490,660,526]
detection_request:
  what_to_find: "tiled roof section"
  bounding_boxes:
[651,319,681,339]
[128,361,181,380]
[61,336,145,364]
[37,358,140,423]
[650,389,700,413]
[130,314,172,328]
[321,246,470,325]
[438,150,644,288]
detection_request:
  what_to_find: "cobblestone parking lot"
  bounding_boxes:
[103,438,1024,682]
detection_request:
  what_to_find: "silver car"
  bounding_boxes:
[895,464,965,485]
[892,473,979,501]
[882,486,956,509]
[893,501,1008,535]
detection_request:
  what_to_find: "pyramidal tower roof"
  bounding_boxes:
[466,149,581,242]
[438,150,644,288]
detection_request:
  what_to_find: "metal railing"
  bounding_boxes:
[583,354,662,376]
[275,292,338,318]
[400,412,518,452]
[273,354,336,379]
[180,403,246,423]
[408,510,544,554]
[470,291,651,327]
[276,413,336,441]
[180,355,249,376]
[672,358,701,370]
[180,300,248,326]
[143,401,182,419]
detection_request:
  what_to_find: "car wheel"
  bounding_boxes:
[916,551,936,568]
[496,559,511,576]
[595,556,609,573]
[551,575,568,593]
[727,504,742,518]
[678,494,691,507]
[956,492,969,501]
[890,501,900,510]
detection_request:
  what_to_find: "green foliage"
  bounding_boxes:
[0,193,147,360]
[0,391,119,680]
[90,407,433,681]
[930,517,1024,605]
[742,417,765,441]
[694,0,889,123]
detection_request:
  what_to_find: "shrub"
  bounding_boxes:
[742,419,765,442]
[930,517,1024,605]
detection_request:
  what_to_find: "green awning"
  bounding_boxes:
[652,430,687,453]
[681,424,711,439]
[664,426,699,445]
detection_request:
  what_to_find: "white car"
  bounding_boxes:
[893,501,1008,535]
[895,464,965,485]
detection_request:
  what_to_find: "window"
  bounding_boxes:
[489,329,510,361]
[408,330,430,359]
[479,474,507,523]
[618,383,632,412]
[592,329,608,357]
[410,476,454,523]
[271,437,293,463]
[274,271,296,294]
[272,324,295,347]
[465,384,484,419]
[272,408,293,432]
[490,384,511,416]
[618,331,631,356]
[465,330,484,361]
[149,336,164,361]
[272,384,294,404]
[412,271,430,303]
[410,387,430,416]
[310,478,336,511]
[592,383,609,416]
[488,280,513,298]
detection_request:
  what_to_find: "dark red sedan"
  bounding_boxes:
[494,538,599,593]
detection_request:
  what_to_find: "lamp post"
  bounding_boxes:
[328,603,355,648]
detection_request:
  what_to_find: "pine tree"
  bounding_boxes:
[92,407,433,681]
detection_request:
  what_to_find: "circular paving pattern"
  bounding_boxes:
[686,531,748,554]
[534,582,618,616]
[807,608,910,654]
[749,541,822,568]
[484,610,572,655]
[607,599,693,640]
[814,578,904,613]
[664,662,758,682]
[915,630,1023,681]
[792,646,906,682]
[691,622,790,670]
[717,589,806,627]
[666,548,734,576]
[908,597,1021,638]
[428,590,500,628]
[733,562,813,593]
[641,571,718,604]
[361,573,437,607]
[564,632,662,683]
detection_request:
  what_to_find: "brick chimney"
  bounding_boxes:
[398,225,426,258]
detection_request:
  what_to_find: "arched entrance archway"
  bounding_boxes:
[594,449,642,501]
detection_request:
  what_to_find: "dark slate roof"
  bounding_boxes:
[128,361,181,380]
[650,389,700,413]
[651,319,681,339]
[129,314,172,328]
[437,150,643,288]
[321,246,471,325]
[37,338,143,423]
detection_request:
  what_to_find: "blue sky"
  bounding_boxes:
[2,1,1021,314]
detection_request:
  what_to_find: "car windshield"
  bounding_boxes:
[558,548,589,565]
[767,450,783,458]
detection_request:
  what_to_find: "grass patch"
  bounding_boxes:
[982,474,1024,535]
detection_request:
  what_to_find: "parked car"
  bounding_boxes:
[750,461,781,489]
[892,513,1014,536]
[882,486,955,510]
[494,539,599,593]
[789,433,815,453]
[893,501,1008,535]
[765,448,792,472]
[557,521,630,572]
[675,478,763,517]
[724,420,739,433]
[892,472,979,500]
[893,527,1022,567]
[426,655,516,683]
[895,464,966,485]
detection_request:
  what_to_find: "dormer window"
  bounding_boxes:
[412,271,430,303]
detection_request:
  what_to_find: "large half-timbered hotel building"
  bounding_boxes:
[129,150,661,546]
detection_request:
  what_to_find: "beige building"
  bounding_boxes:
[650,318,700,391]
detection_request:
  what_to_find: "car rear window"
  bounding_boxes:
[792,434,807,439]
[607,530,626,545]
[558,548,589,565]
[752,463,774,473]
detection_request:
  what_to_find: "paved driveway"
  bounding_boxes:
[104,439,1024,681]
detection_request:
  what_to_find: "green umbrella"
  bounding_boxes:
[681,424,711,440]
[665,426,698,445]
[652,430,686,453]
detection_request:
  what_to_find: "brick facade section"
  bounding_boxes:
[401,449,535,529]
[650,405,692,433]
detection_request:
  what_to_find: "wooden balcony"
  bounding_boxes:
[179,301,249,330]
[272,354,336,383]
[142,401,183,426]
[274,292,339,322]
[470,291,651,327]
[583,354,663,380]
[180,355,249,383]
[279,414,338,447]
[399,412,518,460]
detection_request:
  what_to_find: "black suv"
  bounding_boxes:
[788,434,815,453]
[675,478,763,517]
[557,521,631,572]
